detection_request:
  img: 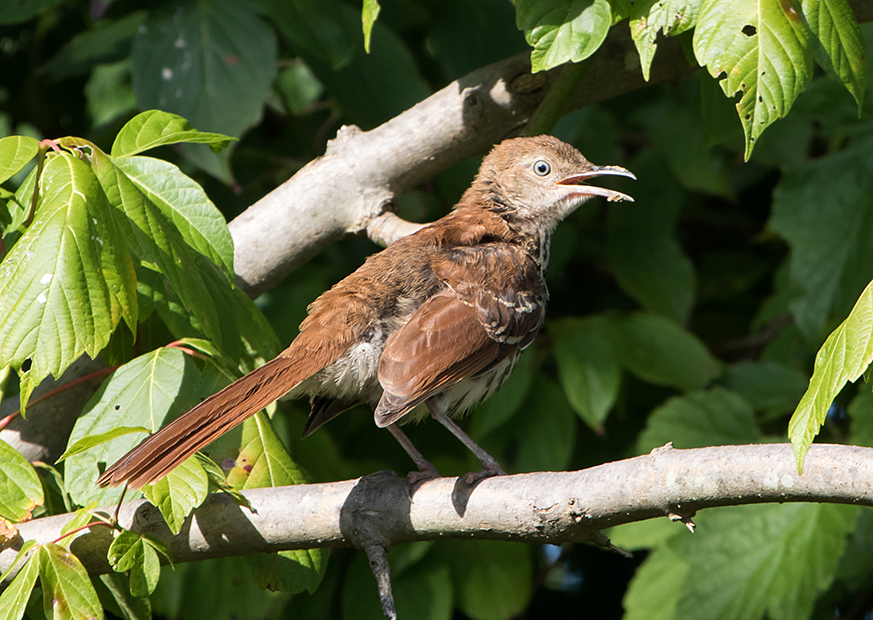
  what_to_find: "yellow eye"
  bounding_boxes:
[534,160,551,176]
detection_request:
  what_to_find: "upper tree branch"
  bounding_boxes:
[3,444,871,577]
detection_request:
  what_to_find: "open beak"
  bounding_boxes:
[557,165,636,203]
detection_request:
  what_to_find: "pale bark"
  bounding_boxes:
[4,443,871,577]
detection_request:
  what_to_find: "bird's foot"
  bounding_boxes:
[406,463,441,486]
[459,462,505,487]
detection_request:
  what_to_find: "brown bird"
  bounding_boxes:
[97,135,634,489]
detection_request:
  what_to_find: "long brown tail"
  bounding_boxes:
[97,357,307,489]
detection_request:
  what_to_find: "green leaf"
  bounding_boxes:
[261,0,356,70]
[769,136,873,339]
[604,312,721,390]
[550,319,620,431]
[606,518,681,552]
[131,0,277,137]
[630,0,702,80]
[209,411,329,594]
[111,110,234,158]
[636,387,760,453]
[0,550,39,620]
[445,541,532,620]
[112,155,235,279]
[693,0,814,159]
[38,543,104,620]
[64,348,228,507]
[623,543,689,620]
[513,376,576,472]
[90,149,226,350]
[58,426,152,462]
[0,152,137,413]
[58,505,99,548]
[273,60,324,115]
[362,0,381,53]
[673,504,859,620]
[96,572,153,620]
[516,0,613,72]
[215,411,307,490]
[0,136,39,184]
[0,439,43,522]
[788,278,873,472]
[142,455,209,535]
[245,547,328,595]
[801,0,865,111]
[108,531,163,597]
[722,361,808,415]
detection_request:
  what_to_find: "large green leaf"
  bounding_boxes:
[131,0,277,137]
[445,541,532,620]
[693,0,814,159]
[550,319,620,431]
[0,152,137,412]
[90,149,225,349]
[0,550,39,620]
[801,0,866,110]
[768,135,873,339]
[38,543,104,620]
[673,504,858,620]
[788,278,873,472]
[630,0,702,80]
[516,0,613,72]
[111,110,234,158]
[0,136,38,184]
[0,439,44,522]
[210,411,327,595]
[636,387,760,453]
[143,456,209,535]
[64,347,228,507]
[112,155,234,279]
[722,361,808,415]
[603,312,721,391]
[623,544,689,620]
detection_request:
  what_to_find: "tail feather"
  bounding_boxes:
[97,357,306,489]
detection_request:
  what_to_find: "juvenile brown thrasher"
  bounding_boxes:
[97,135,634,489]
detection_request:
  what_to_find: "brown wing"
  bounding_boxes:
[374,244,545,426]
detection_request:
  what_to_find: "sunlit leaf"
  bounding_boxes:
[0,136,39,185]
[111,110,234,158]
[38,543,103,620]
[516,0,613,72]
[693,0,813,159]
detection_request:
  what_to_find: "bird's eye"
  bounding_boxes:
[533,160,551,176]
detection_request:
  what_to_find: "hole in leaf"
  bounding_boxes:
[21,359,31,372]
[742,24,756,36]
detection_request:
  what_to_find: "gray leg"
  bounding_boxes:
[387,424,440,482]
[427,400,506,481]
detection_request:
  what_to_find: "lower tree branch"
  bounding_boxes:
[3,443,871,579]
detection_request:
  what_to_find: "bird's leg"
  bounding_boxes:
[427,400,506,484]
[387,424,441,484]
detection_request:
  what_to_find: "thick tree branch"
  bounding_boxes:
[3,443,871,578]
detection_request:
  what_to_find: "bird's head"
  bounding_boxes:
[471,135,635,228]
